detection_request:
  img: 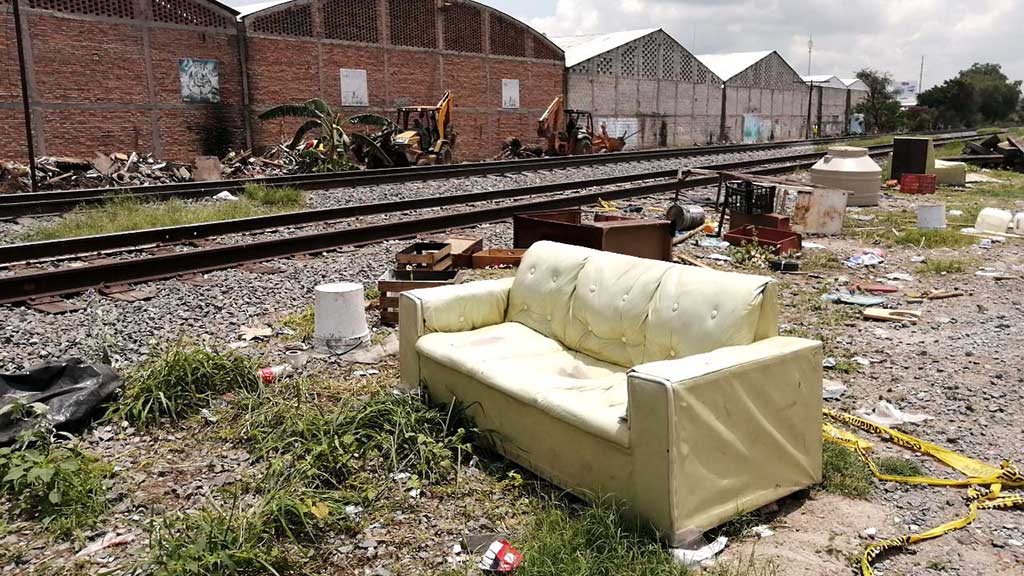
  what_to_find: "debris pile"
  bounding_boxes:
[0,146,305,194]
[958,133,1024,171]
[493,137,543,160]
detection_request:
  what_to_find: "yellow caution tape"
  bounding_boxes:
[821,409,1024,576]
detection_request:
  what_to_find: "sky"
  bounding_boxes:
[478,0,1023,90]
[225,0,1024,90]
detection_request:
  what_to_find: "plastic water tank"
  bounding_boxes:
[975,208,1012,234]
[810,146,883,207]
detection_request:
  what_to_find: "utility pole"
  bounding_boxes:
[807,35,813,75]
[11,0,38,192]
[918,55,924,94]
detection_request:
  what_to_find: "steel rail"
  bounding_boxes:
[0,129,988,217]
[0,140,948,305]
[0,134,978,265]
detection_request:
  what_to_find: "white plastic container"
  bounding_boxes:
[1013,212,1024,233]
[975,208,1013,234]
[916,204,946,230]
[810,146,883,207]
[314,282,370,352]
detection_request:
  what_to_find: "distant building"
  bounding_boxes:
[696,51,809,142]
[803,75,850,136]
[553,28,723,149]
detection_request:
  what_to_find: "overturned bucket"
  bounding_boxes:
[916,203,946,230]
[314,282,370,353]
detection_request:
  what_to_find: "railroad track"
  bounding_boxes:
[0,132,988,306]
[0,129,981,218]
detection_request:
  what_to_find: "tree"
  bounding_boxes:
[853,69,902,133]
[917,63,1021,127]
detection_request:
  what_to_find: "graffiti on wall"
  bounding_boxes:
[179,59,220,103]
[742,114,773,143]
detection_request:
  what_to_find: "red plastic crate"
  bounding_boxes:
[900,173,937,195]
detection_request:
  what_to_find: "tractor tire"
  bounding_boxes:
[436,143,454,165]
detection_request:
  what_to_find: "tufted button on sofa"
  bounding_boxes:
[399,241,822,545]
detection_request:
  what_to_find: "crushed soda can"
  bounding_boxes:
[478,539,522,572]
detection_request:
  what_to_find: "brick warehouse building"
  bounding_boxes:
[241,0,564,161]
[554,29,724,150]
[0,0,247,162]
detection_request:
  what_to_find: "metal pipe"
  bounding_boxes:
[11,0,38,192]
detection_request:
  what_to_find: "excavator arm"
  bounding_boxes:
[537,96,564,154]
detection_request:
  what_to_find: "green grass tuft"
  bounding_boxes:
[280,306,315,343]
[224,379,475,496]
[877,456,924,478]
[889,228,976,249]
[821,443,873,498]
[918,258,972,274]
[107,340,260,428]
[0,424,112,538]
[517,499,688,576]
[22,186,306,242]
[241,183,306,207]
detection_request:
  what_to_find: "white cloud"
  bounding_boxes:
[503,0,1023,89]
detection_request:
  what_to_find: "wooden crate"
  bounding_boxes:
[425,234,483,268]
[378,269,464,325]
[471,249,526,268]
[396,242,452,270]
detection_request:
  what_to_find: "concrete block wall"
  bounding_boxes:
[723,52,809,142]
[811,85,847,136]
[0,0,245,163]
[565,30,723,149]
[244,0,564,162]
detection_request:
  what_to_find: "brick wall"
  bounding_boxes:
[244,0,565,161]
[0,0,244,163]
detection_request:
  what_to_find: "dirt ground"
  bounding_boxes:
[3,166,1024,576]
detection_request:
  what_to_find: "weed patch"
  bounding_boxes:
[225,379,475,498]
[280,306,314,343]
[890,228,976,249]
[107,340,259,427]
[821,443,873,498]
[0,419,112,538]
[23,186,305,242]
[877,456,924,478]
[918,258,972,274]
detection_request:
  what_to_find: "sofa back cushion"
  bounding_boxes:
[508,241,776,367]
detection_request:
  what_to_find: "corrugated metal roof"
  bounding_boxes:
[802,75,847,89]
[841,78,869,91]
[694,51,772,82]
[551,28,659,68]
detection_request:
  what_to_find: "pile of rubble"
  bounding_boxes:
[492,137,544,160]
[0,146,304,193]
[959,133,1024,171]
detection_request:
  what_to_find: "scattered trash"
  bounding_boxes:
[802,241,826,249]
[478,540,523,572]
[948,209,964,217]
[75,531,135,558]
[0,359,122,444]
[823,379,847,400]
[863,527,878,538]
[213,190,239,201]
[284,349,309,370]
[844,253,885,269]
[822,357,838,369]
[239,325,274,341]
[821,290,886,306]
[907,290,964,301]
[705,254,733,262]
[856,401,933,427]
[975,207,1013,234]
[979,239,993,249]
[851,356,873,367]
[670,536,728,567]
[698,238,730,249]
[863,307,922,324]
[257,364,293,384]
[353,368,381,377]
[884,272,914,282]
[750,525,775,538]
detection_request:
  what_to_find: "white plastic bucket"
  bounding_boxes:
[916,204,946,230]
[975,208,1012,234]
[314,282,370,352]
[1013,212,1024,233]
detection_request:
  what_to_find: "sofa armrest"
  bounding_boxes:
[626,336,822,545]
[399,277,514,389]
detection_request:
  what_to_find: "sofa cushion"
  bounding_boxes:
[507,241,774,367]
[416,322,629,447]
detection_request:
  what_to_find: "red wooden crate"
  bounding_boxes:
[723,225,802,255]
[899,173,937,195]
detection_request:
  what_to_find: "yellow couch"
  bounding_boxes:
[399,241,822,545]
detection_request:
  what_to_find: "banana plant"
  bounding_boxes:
[258,98,355,172]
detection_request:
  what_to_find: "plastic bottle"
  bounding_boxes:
[257,364,293,384]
